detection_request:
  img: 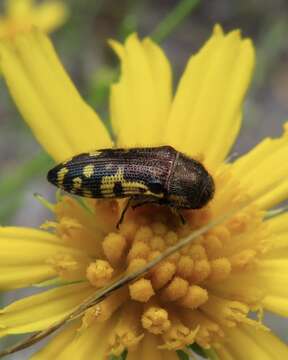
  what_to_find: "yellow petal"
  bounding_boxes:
[0,226,85,289]
[126,333,178,360]
[232,125,288,209]
[33,317,116,360]
[31,1,69,33]
[215,324,288,359]
[31,322,79,359]
[267,212,288,234]
[164,25,254,169]
[255,213,288,316]
[110,33,172,147]
[0,283,94,336]
[5,0,33,17]
[0,30,112,162]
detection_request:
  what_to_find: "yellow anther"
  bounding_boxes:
[148,250,161,261]
[161,321,198,350]
[180,244,191,255]
[103,232,126,266]
[202,235,223,257]
[165,231,178,245]
[176,256,194,279]
[161,276,189,301]
[80,305,101,331]
[230,249,257,270]
[150,236,165,251]
[127,258,147,273]
[210,225,231,243]
[129,278,155,302]
[127,241,150,262]
[86,260,113,287]
[142,306,171,334]
[119,221,138,243]
[151,222,167,236]
[189,244,207,260]
[227,213,250,234]
[109,302,143,355]
[134,226,153,243]
[209,258,231,282]
[167,252,181,263]
[178,285,208,309]
[151,261,176,289]
[47,253,81,279]
[191,259,211,283]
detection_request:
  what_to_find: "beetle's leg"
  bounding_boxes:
[131,199,159,209]
[169,207,186,225]
[116,197,133,229]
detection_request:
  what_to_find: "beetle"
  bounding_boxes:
[47,146,215,227]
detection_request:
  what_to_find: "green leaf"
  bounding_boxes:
[109,350,128,360]
[151,0,201,43]
[189,343,208,358]
[177,350,190,360]
[204,348,219,360]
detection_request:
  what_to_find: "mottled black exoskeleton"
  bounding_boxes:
[47,146,215,227]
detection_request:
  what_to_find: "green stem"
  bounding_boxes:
[151,0,200,43]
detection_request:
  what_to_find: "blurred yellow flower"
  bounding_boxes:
[0,0,68,38]
[0,26,288,359]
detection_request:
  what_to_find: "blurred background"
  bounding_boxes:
[0,0,287,358]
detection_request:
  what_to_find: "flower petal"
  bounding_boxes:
[126,333,178,360]
[0,30,112,162]
[31,322,79,359]
[0,226,85,290]
[164,25,254,169]
[110,33,172,147]
[0,283,94,336]
[31,1,69,33]
[251,212,288,317]
[31,318,115,360]
[232,124,288,209]
[215,324,288,359]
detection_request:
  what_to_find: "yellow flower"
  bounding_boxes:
[0,26,288,359]
[0,0,68,38]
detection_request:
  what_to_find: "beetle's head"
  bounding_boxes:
[167,153,215,209]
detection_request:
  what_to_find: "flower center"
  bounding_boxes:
[44,164,269,354]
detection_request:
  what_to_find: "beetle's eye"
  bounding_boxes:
[198,176,215,207]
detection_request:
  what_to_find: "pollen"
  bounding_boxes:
[142,306,171,334]
[86,260,114,287]
[47,162,270,354]
[129,278,155,302]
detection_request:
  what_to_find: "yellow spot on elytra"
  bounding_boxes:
[83,164,94,178]
[89,150,102,157]
[57,167,68,186]
[73,177,82,189]
[100,167,155,197]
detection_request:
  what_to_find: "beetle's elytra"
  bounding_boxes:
[47,146,215,226]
